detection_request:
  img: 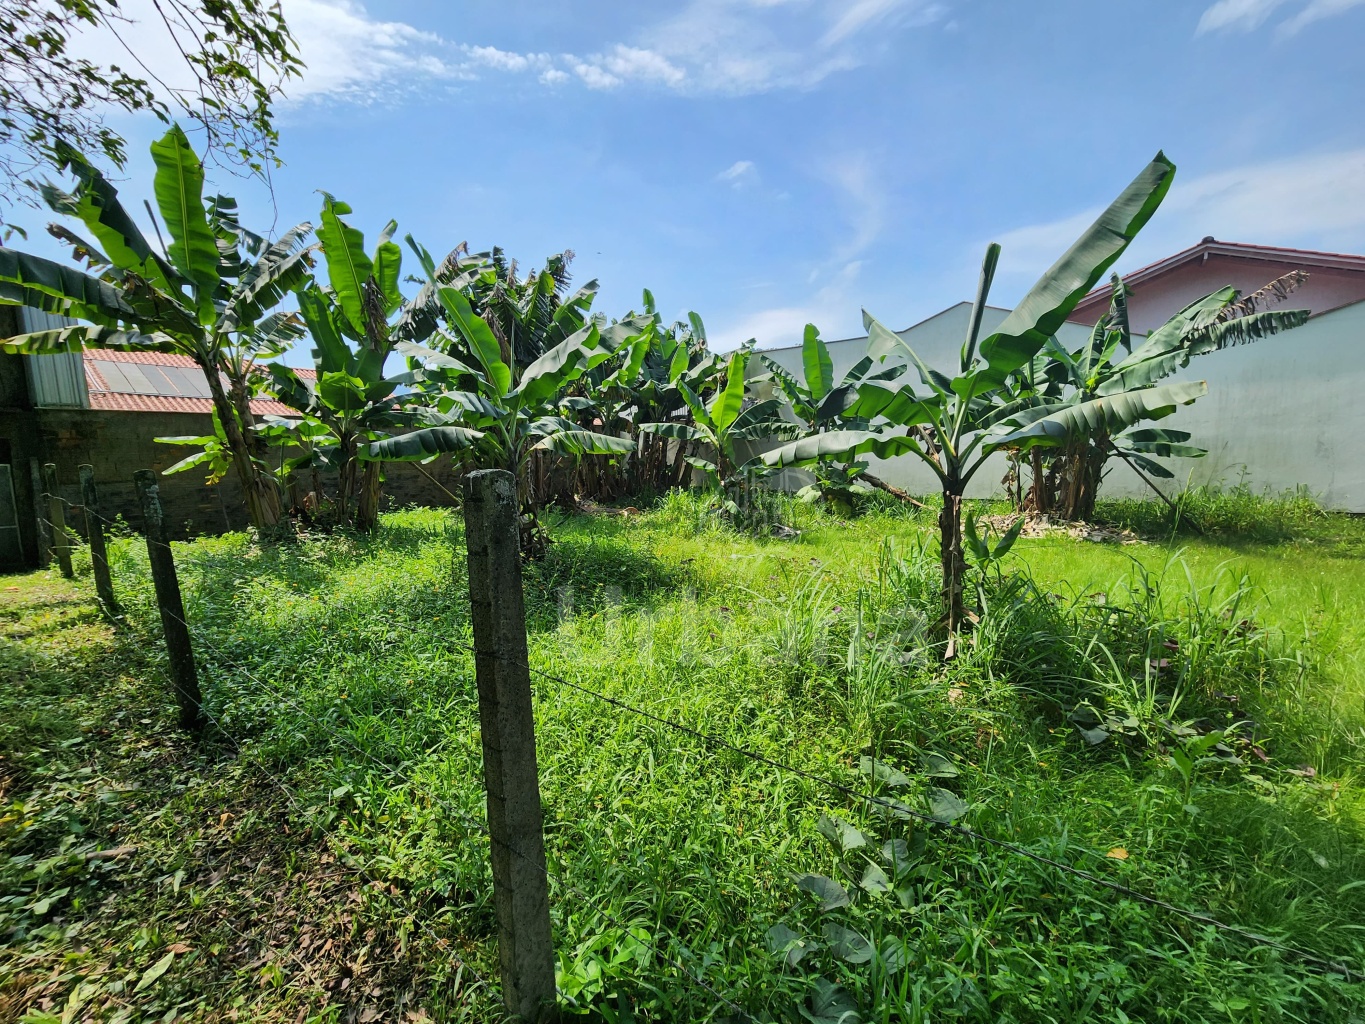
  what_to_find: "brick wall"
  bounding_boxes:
[2,407,466,562]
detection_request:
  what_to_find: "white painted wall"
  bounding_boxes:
[753,298,1365,510]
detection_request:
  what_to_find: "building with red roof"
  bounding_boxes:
[759,238,1365,512]
[0,310,456,570]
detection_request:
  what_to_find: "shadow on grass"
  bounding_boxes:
[522,528,696,631]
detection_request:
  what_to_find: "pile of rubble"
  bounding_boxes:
[978,513,1143,545]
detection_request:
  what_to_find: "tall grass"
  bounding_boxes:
[1097,483,1328,542]
[3,496,1363,1021]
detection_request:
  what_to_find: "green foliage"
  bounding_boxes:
[1015,271,1309,520]
[0,128,314,530]
[0,0,302,231]
[639,343,798,484]
[762,154,1179,641]
[1097,483,1329,543]
[368,240,652,536]
[3,505,1365,1020]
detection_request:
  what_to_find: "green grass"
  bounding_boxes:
[2,494,1363,1022]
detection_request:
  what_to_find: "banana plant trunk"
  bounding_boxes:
[355,460,383,533]
[205,368,281,531]
[1056,436,1108,522]
[939,476,967,656]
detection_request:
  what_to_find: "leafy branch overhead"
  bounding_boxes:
[0,0,302,230]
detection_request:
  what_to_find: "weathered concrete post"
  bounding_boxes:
[29,458,52,567]
[134,471,204,733]
[463,469,556,1022]
[79,465,119,618]
[42,463,74,578]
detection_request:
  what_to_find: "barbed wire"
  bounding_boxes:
[67,515,1363,1003]
[485,646,1363,984]
[155,603,760,1023]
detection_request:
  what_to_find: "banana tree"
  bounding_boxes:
[469,247,598,369]
[1018,271,1309,520]
[564,291,724,498]
[761,153,1182,651]
[0,127,313,531]
[367,238,645,552]
[263,285,415,531]
[759,323,910,507]
[638,343,799,489]
[294,194,488,530]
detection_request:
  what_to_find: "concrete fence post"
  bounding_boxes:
[134,470,204,733]
[29,458,52,567]
[80,465,119,618]
[463,469,556,1022]
[42,463,74,579]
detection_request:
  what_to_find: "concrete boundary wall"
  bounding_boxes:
[754,299,1365,511]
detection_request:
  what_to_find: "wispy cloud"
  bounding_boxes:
[716,160,758,188]
[713,260,865,351]
[822,0,947,45]
[256,0,955,102]
[1276,0,1365,34]
[281,0,461,98]
[637,0,948,95]
[825,154,888,260]
[1196,0,1291,33]
[569,45,688,90]
[1195,0,1364,34]
[987,148,1365,288]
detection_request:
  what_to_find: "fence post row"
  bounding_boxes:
[80,465,119,618]
[133,470,204,734]
[41,463,74,579]
[462,469,557,1022]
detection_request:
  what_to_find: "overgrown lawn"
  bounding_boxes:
[2,496,1363,1022]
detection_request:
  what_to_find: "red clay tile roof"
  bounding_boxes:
[87,349,202,367]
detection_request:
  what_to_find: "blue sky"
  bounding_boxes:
[40,0,1365,352]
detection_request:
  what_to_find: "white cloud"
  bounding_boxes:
[823,0,947,45]
[281,0,460,99]
[638,0,948,95]
[60,0,951,109]
[1195,0,1364,33]
[716,160,758,188]
[463,45,553,74]
[825,155,888,260]
[570,61,622,90]
[713,260,864,351]
[600,45,688,87]
[1277,0,1365,34]
[989,148,1365,287]
[1196,0,1290,33]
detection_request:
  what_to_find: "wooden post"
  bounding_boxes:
[463,469,556,1022]
[30,458,52,567]
[134,471,204,733]
[42,463,74,578]
[80,466,119,618]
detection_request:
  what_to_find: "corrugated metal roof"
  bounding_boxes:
[21,307,89,408]
[88,391,301,416]
[81,350,316,416]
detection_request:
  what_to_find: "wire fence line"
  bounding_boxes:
[49,502,1363,1011]
[180,675,500,997]
[155,602,761,1023]
[467,644,1363,985]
